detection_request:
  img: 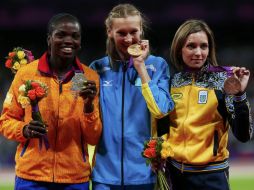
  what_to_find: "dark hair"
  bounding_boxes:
[170,19,218,71]
[47,13,81,36]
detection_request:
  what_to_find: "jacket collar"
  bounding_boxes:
[38,52,84,75]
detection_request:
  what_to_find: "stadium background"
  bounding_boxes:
[0,0,253,189]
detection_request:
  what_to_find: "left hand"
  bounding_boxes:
[79,80,97,99]
[79,80,97,113]
[23,120,47,139]
[233,67,250,93]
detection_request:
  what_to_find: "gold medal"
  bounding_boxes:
[127,44,142,56]
[223,76,241,95]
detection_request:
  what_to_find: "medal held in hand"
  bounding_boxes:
[127,44,142,56]
[71,72,87,93]
[208,65,241,95]
[223,76,241,95]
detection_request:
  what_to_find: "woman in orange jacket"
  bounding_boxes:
[0,13,102,190]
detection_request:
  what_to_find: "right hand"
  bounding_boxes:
[23,120,47,138]
[233,67,250,93]
[132,40,150,66]
[132,40,151,84]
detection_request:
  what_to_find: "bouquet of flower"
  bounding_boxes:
[5,47,34,74]
[18,80,49,150]
[142,137,173,190]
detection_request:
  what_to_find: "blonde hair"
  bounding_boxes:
[105,3,147,63]
[170,19,218,71]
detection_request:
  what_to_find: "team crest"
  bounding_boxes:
[172,93,183,100]
[198,90,208,104]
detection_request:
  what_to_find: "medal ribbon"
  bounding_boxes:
[207,65,234,77]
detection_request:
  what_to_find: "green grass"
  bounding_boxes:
[0,177,253,190]
[230,177,254,190]
[0,184,13,190]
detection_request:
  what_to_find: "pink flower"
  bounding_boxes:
[25,50,35,63]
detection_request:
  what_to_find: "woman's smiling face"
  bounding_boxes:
[181,31,209,69]
[107,15,142,60]
[48,20,81,60]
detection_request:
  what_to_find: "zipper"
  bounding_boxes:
[20,140,30,157]
[121,62,127,189]
[59,80,63,94]
[52,78,62,182]
[181,74,194,166]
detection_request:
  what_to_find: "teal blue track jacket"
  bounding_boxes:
[90,55,174,185]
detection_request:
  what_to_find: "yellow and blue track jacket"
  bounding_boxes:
[90,55,174,185]
[168,65,253,173]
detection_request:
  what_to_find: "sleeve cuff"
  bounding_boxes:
[141,82,149,90]
[141,80,155,90]
[233,92,247,102]
[16,123,28,142]
[83,109,99,124]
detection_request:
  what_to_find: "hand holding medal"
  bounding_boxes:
[224,67,250,95]
[127,40,149,58]
[223,74,241,95]
[127,40,150,83]
[71,72,97,113]
[71,72,97,99]
[79,80,97,100]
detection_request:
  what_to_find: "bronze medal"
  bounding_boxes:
[223,76,241,95]
[127,44,142,56]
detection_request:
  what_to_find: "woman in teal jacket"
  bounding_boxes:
[90,3,174,190]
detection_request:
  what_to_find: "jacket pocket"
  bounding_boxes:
[20,140,30,157]
[80,135,86,162]
[213,130,219,156]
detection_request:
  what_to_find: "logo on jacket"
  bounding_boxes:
[102,80,113,86]
[135,77,142,87]
[146,64,156,72]
[172,93,183,100]
[198,90,208,104]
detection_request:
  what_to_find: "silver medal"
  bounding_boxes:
[71,72,87,92]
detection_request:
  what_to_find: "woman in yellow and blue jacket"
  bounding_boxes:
[166,19,253,190]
